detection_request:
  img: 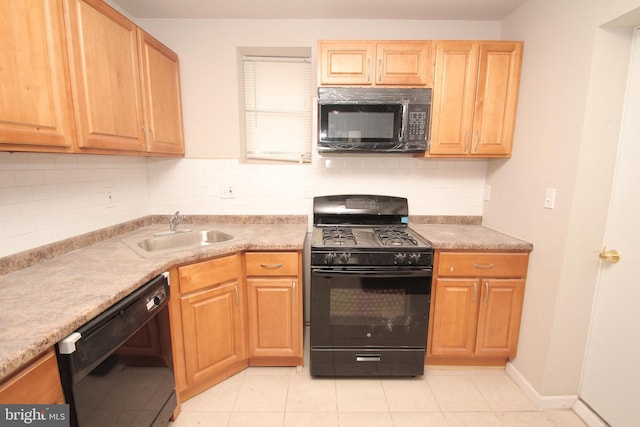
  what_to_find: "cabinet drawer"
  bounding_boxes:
[179,254,239,294]
[246,252,299,276]
[438,252,529,277]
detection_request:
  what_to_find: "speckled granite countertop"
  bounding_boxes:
[0,220,307,381]
[0,217,533,382]
[410,223,534,251]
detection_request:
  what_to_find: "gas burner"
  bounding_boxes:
[374,227,418,247]
[322,226,357,246]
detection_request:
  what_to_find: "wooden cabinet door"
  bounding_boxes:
[0,0,75,150]
[246,278,301,358]
[429,41,479,155]
[66,0,145,152]
[0,348,64,404]
[318,41,374,85]
[429,278,479,357]
[472,42,523,156]
[475,278,525,357]
[138,30,184,155]
[180,280,247,386]
[376,41,432,86]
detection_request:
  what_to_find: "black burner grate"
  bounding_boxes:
[374,227,418,246]
[322,226,357,246]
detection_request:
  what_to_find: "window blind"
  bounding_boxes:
[242,55,312,163]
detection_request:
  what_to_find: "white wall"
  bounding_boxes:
[486,0,640,397]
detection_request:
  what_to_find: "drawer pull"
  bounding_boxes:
[260,263,284,270]
[472,263,495,269]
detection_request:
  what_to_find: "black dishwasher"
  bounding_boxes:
[56,273,176,427]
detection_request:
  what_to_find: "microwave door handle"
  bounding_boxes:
[399,100,409,142]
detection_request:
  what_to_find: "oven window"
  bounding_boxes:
[330,288,407,319]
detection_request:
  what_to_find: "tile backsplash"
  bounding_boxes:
[0,152,487,257]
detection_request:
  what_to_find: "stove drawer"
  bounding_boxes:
[437,252,529,277]
[246,252,299,276]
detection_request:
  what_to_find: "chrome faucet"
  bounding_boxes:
[169,211,185,232]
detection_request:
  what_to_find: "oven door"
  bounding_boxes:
[317,102,405,151]
[310,268,431,349]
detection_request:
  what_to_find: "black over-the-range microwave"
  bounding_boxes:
[317,87,431,153]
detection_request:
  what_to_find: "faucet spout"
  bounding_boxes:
[169,211,185,232]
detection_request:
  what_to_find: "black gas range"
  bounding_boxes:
[310,194,433,268]
[310,195,433,377]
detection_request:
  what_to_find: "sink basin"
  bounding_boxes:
[124,230,234,257]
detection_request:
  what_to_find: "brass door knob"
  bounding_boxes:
[599,248,621,263]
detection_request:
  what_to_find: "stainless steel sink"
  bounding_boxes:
[124,230,234,257]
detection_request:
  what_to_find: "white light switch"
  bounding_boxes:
[544,188,557,209]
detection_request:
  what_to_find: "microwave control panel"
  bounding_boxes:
[407,111,427,141]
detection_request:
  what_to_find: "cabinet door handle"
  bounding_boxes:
[141,126,148,148]
[464,131,470,152]
[472,263,495,270]
[472,281,477,303]
[148,128,155,149]
[366,58,371,82]
[378,58,382,82]
[260,263,283,270]
[234,284,239,305]
[292,281,297,304]
[483,281,489,303]
[473,131,480,153]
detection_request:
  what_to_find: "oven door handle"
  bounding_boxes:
[312,268,431,278]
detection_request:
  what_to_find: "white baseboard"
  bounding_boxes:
[505,362,578,410]
[505,362,609,426]
[573,400,608,427]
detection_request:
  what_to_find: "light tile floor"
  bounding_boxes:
[169,330,587,427]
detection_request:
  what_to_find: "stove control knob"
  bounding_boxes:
[408,253,421,265]
[324,252,336,264]
[394,253,407,265]
[339,252,351,264]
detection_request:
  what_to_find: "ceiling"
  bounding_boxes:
[109,0,527,21]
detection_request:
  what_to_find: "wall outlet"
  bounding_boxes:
[483,185,492,201]
[104,186,115,208]
[221,185,235,199]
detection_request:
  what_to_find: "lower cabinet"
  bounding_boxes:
[245,252,303,367]
[170,250,303,402]
[173,254,248,401]
[427,251,529,365]
[0,347,64,404]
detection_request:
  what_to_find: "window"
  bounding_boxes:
[240,50,312,163]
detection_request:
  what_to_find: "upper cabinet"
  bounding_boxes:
[318,40,433,87]
[0,0,184,157]
[65,0,185,155]
[427,41,523,158]
[138,31,185,155]
[0,0,76,152]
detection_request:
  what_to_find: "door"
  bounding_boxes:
[579,29,640,427]
[180,281,246,385]
[66,0,145,152]
[0,0,75,149]
[310,269,431,348]
[138,29,185,155]
[246,278,301,358]
[429,41,479,155]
